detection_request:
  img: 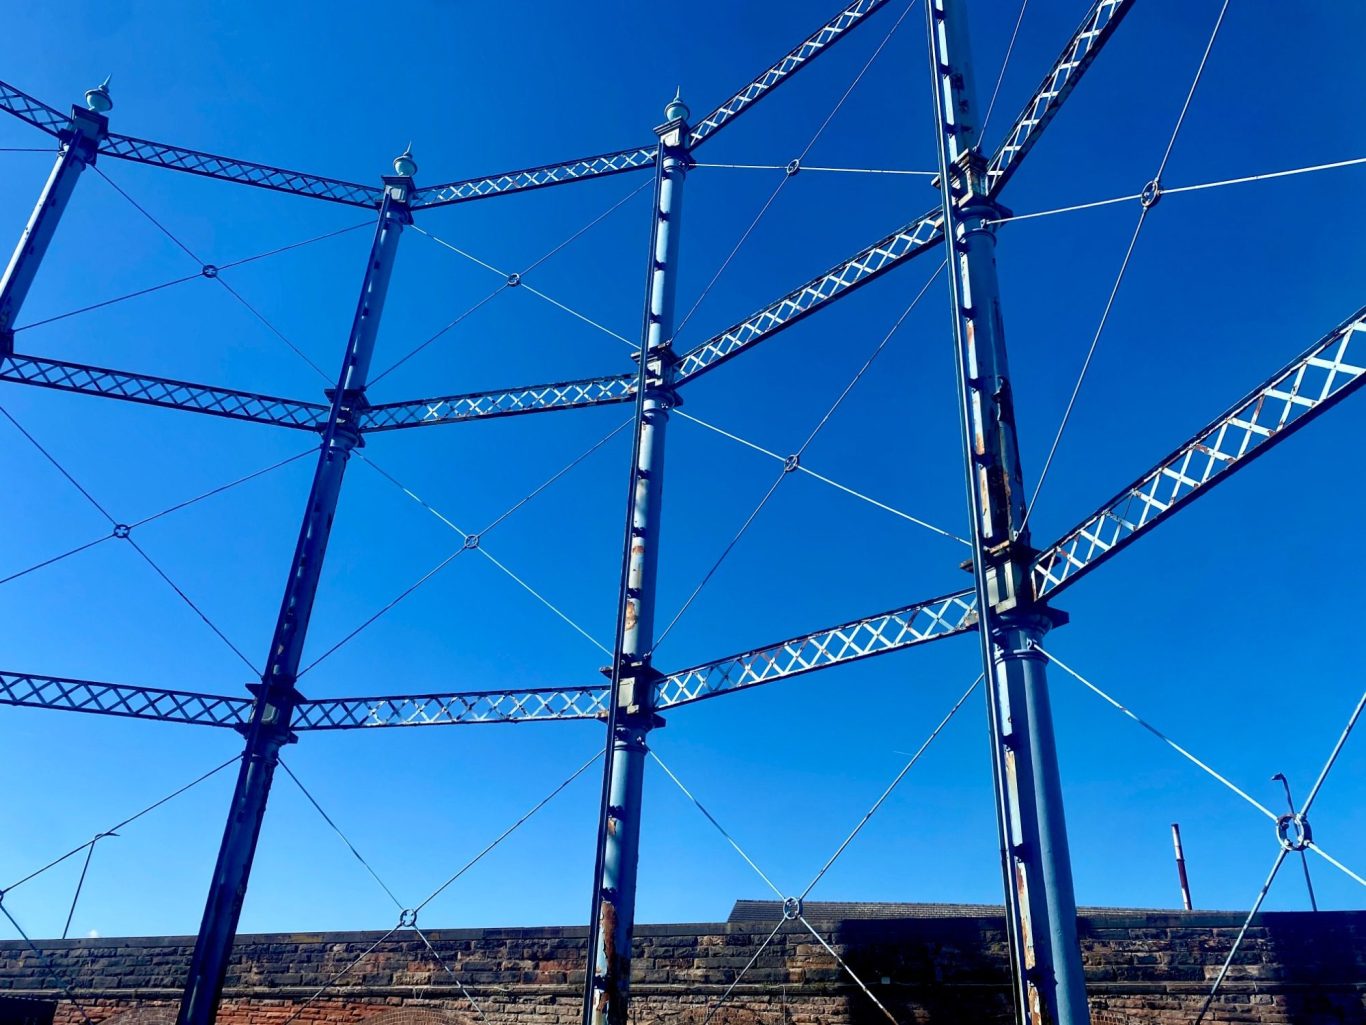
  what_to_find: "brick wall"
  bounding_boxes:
[0,910,1362,1024]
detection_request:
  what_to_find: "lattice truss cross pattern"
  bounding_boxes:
[1,5,1364,1002]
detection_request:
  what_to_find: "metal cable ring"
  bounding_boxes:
[506,272,521,287]
[201,264,219,279]
[398,908,418,928]
[1140,179,1162,209]
[782,895,802,920]
[462,533,481,551]
[785,159,801,177]
[112,524,132,539]
[783,454,800,473]
[1276,812,1312,852]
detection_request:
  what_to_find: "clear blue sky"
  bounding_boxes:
[1,0,1364,945]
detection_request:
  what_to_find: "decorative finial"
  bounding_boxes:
[85,75,113,114]
[393,143,417,178]
[664,88,689,124]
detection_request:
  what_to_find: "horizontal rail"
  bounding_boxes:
[360,374,635,431]
[0,671,250,727]
[411,147,657,209]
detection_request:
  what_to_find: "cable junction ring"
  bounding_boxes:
[1277,812,1313,852]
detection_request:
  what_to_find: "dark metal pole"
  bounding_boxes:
[1171,823,1193,910]
[1271,774,1318,911]
[0,81,111,354]
[926,2,1090,1023]
[582,95,690,1025]
[176,156,415,1025]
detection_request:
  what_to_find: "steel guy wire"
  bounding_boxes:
[799,674,982,901]
[277,758,406,912]
[648,749,786,901]
[277,925,402,1025]
[988,157,1366,228]
[698,918,788,1025]
[0,402,260,673]
[474,547,613,657]
[297,418,630,675]
[979,0,1029,139]
[1295,686,1366,820]
[411,224,637,351]
[652,744,904,1025]
[672,409,967,545]
[0,446,315,588]
[1022,0,1233,527]
[1305,843,1366,889]
[690,162,936,176]
[15,221,369,333]
[1193,847,1288,1025]
[414,748,602,913]
[93,164,332,383]
[0,903,96,1025]
[371,178,652,384]
[672,0,920,341]
[3,754,241,893]
[61,832,115,940]
[797,916,901,1025]
[0,146,56,152]
[654,267,940,650]
[1036,644,1278,822]
[411,924,488,1022]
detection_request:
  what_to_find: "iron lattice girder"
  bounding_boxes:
[292,686,610,729]
[1033,304,1366,599]
[687,0,892,148]
[0,81,66,137]
[0,353,328,430]
[411,147,659,210]
[0,671,250,727]
[654,590,978,708]
[8,293,1364,732]
[359,373,636,431]
[985,0,1131,193]
[98,132,382,208]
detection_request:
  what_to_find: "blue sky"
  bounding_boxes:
[1,0,1364,946]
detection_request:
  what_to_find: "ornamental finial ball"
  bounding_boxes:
[393,143,417,178]
[664,88,689,123]
[85,75,113,113]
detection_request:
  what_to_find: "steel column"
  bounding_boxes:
[0,97,108,352]
[582,98,690,1025]
[926,2,1089,1023]
[176,168,413,1025]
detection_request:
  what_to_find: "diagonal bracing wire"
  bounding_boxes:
[0,446,315,588]
[979,0,1030,139]
[296,417,631,675]
[412,224,637,352]
[653,263,943,651]
[92,165,332,382]
[1023,0,1233,525]
[1036,644,1278,821]
[273,750,603,1024]
[672,0,921,341]
[0,903,97,1025]
[690,163,936,176]
[673,409,967,545]
[370,177,653,385]
[653,676,979,1025]
[14,221,370,333]
[3,754,242,893]
[1194,847,1288,1025]
[0,403,260,673]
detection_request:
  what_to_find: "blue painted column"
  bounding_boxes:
[583,96,690,1025]
[176,157,416,1025]
[926,2,1089,1023]
[0,82,111,354]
